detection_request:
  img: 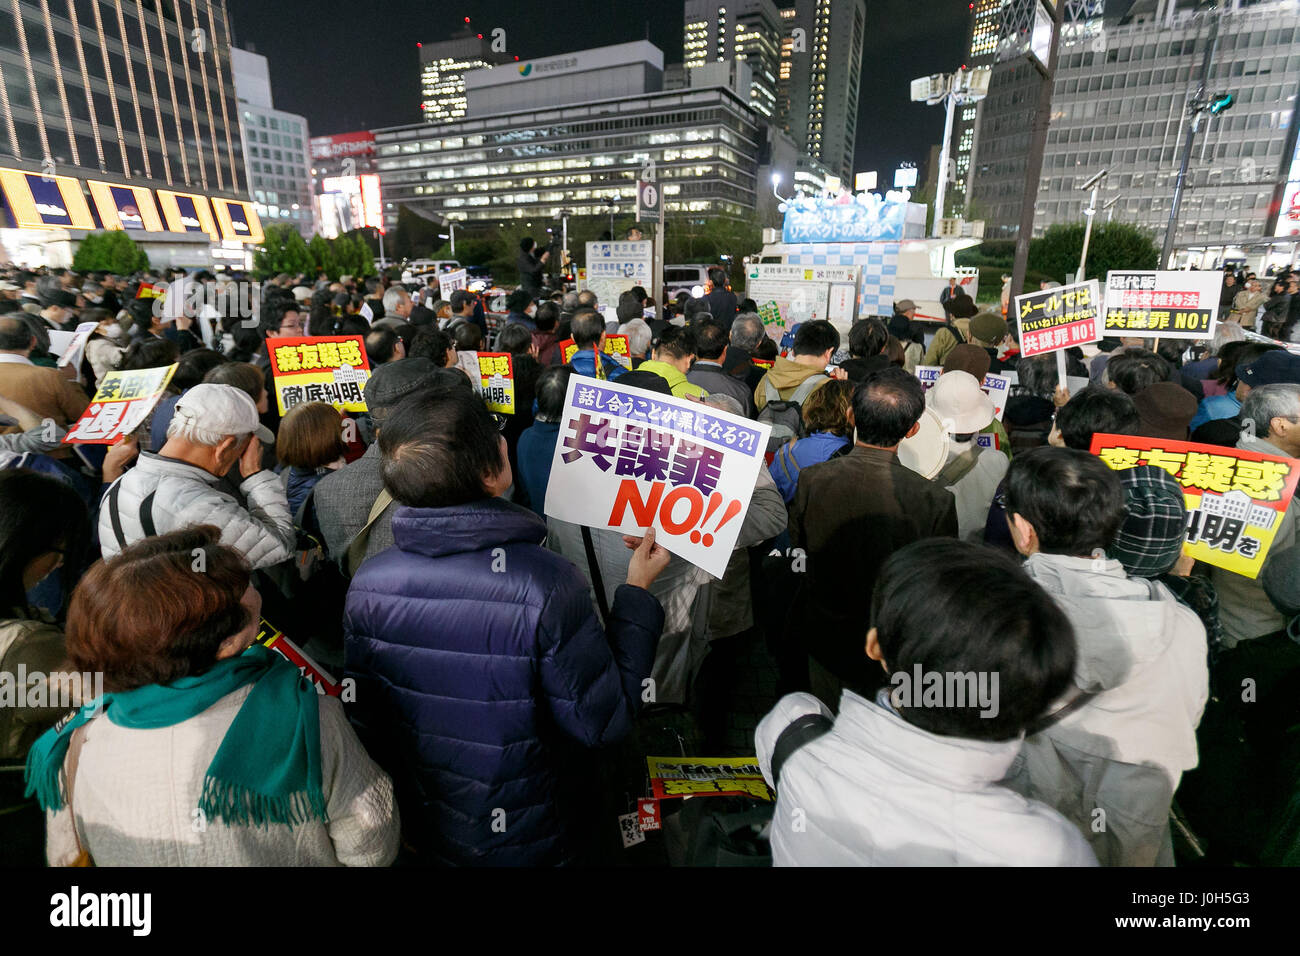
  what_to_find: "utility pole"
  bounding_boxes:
[911,67,990,234]
[1010,0,1066,307]
[1162,4,1223,267]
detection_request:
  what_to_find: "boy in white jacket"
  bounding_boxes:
[756,538,1098,867]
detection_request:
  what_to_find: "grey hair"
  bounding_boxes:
[1241,383,1300,439]
[166,405,245,447]
[702,393,744,416]
[381,286,409,313]
[619,318,652,356]
[1211,321,1246,353]
[730,313,764,351]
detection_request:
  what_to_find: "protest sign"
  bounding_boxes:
[438,268,468,300]
[915,367,1009,422]
[559,334,630,365]
[751,356,774,370]
[647,755,773,801]
[255,618,341,697]
[63,364,177,445]
[267,335,370,416]
[544,376,772,578]
[50,321,96,373]
[473,352,515,415]
[1103,270,1221,340]
[1015,279,1102,357]
[1091,433,1300,579]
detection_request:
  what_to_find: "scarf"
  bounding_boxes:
[25,644,326,829]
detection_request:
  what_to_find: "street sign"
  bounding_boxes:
[637,180,661,224]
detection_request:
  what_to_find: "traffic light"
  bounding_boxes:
[1209,92,1235,116]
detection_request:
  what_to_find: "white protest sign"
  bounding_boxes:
[439,268,468,300]
[52,321,97,379]
[544,377,771,579]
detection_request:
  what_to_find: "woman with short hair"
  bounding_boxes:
[26,527,399,866]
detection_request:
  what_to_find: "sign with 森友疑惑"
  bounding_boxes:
[559,335,630,366]
[268,335,370,416]
[1090,433,1300,579]
[544,376,772,578]
[646,755,773,801]
[1102,270,1221,340]
[63,364,177,444]
[473,352,515,415]
[1015,279,1103,357]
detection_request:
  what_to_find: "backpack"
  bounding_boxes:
[757,374,828,454]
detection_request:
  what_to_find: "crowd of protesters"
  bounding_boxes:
[0,256,1298,869]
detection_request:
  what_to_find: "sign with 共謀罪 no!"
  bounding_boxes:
[1102,270,1221,340]
[544,377,772,579]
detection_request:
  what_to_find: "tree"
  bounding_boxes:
[252,224,313,279]
[307,234,337,280]
[72,230,149,273]
[1028,221,1160,285]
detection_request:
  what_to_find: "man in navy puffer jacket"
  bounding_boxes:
[344,386,668,865]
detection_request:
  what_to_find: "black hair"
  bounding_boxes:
[519,237,536,253]
[683,297,712,322]
[0,315,32,350]
[496,322,534,356]
[1216,341,1282,388]
[1107,348,1172,395]
[409,327,454,367]
[753,336,778,361]
[506,288,533,313]
[451,321,482,352]
[1005,446,1126,557]
[172,348,227,391]
[1055,386,1140,450]
[0,469,89,611]
[707,266,727,288]
[792,319,840,358]
[692,319,728,361]
[449,289,476,313]
[334,314,370,338]
[379,387,503,507]
[848,317,889,359]
[616,291,642,324]
[534,300,559,332]
[870,539,1077,741]
[852,366,926,447]
[629,286,648,303]
[117,337,180,371]
[534,364,572,422]
[571,308,604,348]
[365,327,401,365]
[654,324,697,361]
[739,298,757,313]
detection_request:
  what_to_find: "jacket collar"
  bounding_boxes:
[136,451,220,484]
[392,496,547,558]
[833,690,1023,791]
[846,444,900,467]
[637,360,688,388]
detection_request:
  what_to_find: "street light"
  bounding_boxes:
[771,172,789,203]
[911,66,991,236]
[1077,168,1108,280]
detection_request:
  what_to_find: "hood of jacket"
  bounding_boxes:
[1022,552,1181,691]
[391,495,547,558]
[636,359,704,397]
[764,356,826,394]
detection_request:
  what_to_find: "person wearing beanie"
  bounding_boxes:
[941,343,991,382]
[1132,382,1198,442]
[927,370,1009,540]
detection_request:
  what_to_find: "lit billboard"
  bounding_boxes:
[211,197,265,243]
[0,167,96,230]
[85,180,165,232]
[316,173,384,238]
[309,131,376,161]
[155,189,221,240]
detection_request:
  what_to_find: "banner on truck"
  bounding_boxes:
[1091,433,1299,579]
[544,377,772,578]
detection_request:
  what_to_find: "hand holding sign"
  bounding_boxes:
[624,527,671,589]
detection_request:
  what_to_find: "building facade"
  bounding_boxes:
[1037,0,1300,263]
[419,22,512,124]
[231,47,311,238]
[0,0,260,267]
[373,85,761,229]
[683,0,781,119]
[773,0,865,184]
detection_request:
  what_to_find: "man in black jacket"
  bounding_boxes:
[517,237,548,298]
[705,266,738,330]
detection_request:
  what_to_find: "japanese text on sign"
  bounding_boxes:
[63,364,177,445]
[1102,270,1221,340]
[647,755,773,801]
[268,335,370,416]
[474,351,515,415]
[1015,279,1102,357]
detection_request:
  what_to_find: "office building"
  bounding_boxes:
[0,0,261,267]
[683,0,782,119]
[774,0,865,183]
[231,47,312,238]
[1036,0,1300,266]
[419,20,512,124]
[465,41,663,117]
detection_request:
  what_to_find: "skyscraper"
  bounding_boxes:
[683,0,782,119]
[773,0,865,183]
[419,20,512,124]
[231,48,312,238]
[947,0,1003,218]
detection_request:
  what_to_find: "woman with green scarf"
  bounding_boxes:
[25,526,398,866]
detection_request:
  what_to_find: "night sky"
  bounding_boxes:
[225,0,972,183]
